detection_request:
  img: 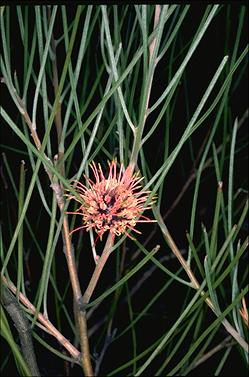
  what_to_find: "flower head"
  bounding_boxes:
[67,160,156,239]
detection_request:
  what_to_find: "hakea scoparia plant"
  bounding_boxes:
[66,160,156,240]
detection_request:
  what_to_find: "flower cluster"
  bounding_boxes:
[67,160,156,239]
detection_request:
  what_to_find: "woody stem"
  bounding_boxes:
[82,232,115,306]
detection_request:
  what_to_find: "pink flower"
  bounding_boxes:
[66,160,156,239]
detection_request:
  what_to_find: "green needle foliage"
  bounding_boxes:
[0,4,248,376]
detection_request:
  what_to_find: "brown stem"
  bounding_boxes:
[52,180,94,376]
[82,233,115,305]
[7,52,94,377]
[3,12,94,373]
[1,285,41,376]
[45,10,93,370]
[15,95,42,151]
[1,275,81,361]
[190,336,234,370]
[154,207,249,351]
[68,232,115,376]
[77,312,94,376]
[62,218,93,376]
[129,108,249,264]
[81,233,115,375]
[155,209,199,289]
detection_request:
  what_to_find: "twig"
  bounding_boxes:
[154,207,249,352]
[155,210,199,288]
[67,232,115,375]
[88,316,107,338]
[8,92,53,181]
[1,284,41,376]
[128,254,185,297]
[1,275,81,362]
[164,107,249,219]
[2,63,94,376]
[87,252,180,340]
[130,108,249,263]
[94,329,117,376]
[47,8,93,371]
[82,233,116,306]
[190,336,234,370]
[2,13,94,372]
[51,178,94,376]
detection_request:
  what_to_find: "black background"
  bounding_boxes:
[1,3,248,376]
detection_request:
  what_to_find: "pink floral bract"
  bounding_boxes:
[67,160,155,239]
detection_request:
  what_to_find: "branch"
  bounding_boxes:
[2,6,94,373]
[1,285,41,376]
[189,336,234,371]
[129,108,249,264]
[154,207,249,352]
[51,174,94,376]
[82,233,116,306]
[1,275,81,362]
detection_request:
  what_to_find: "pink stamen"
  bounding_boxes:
[67,160,156,239]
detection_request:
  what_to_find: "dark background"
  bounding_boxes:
[1,4,248,376]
